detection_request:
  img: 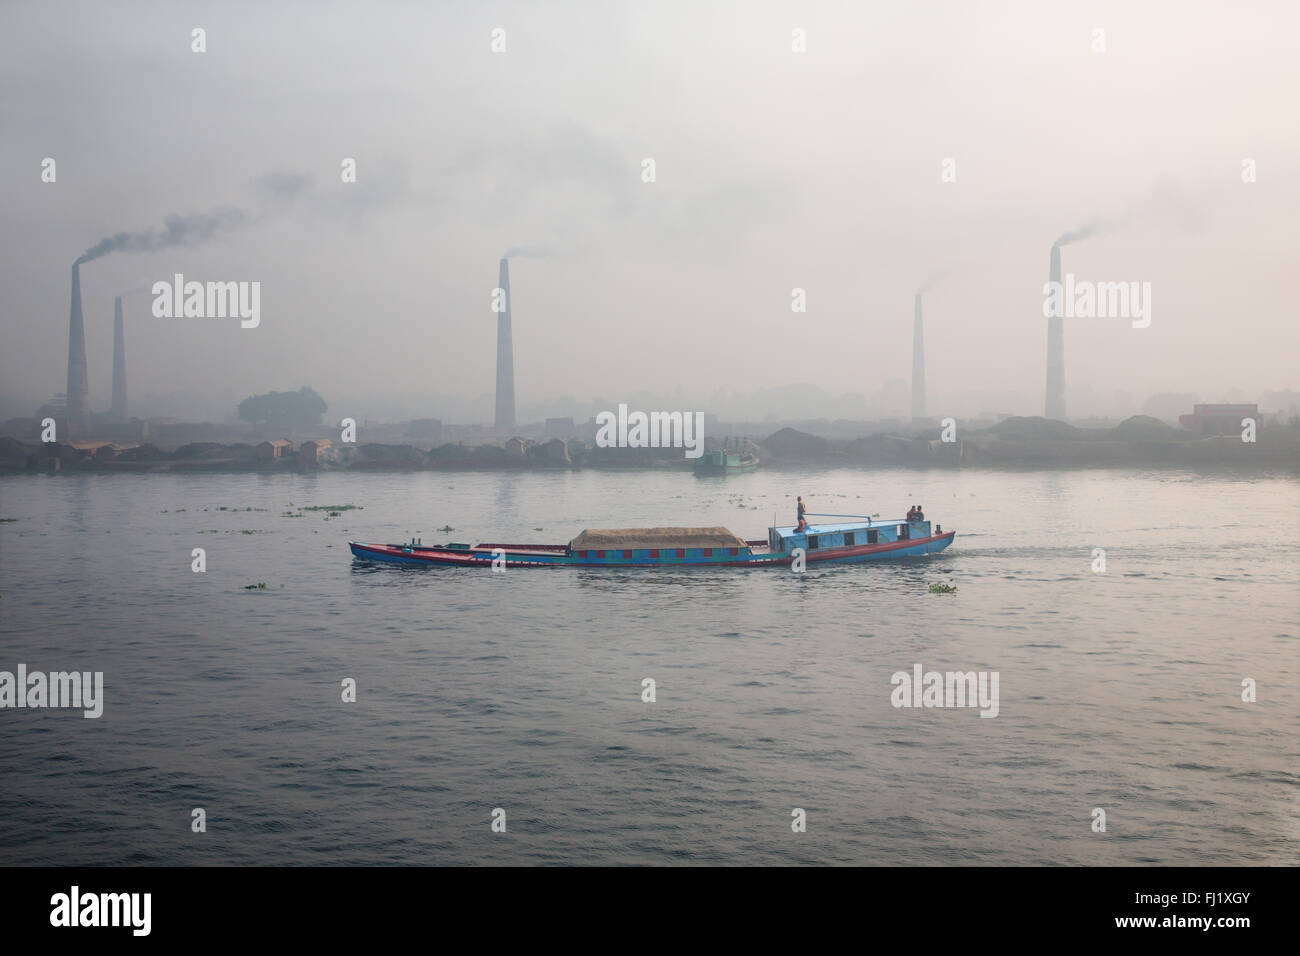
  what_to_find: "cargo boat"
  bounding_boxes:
[693,448,759,475]
[349,512,954,568]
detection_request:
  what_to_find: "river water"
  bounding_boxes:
[0,466,1296,865]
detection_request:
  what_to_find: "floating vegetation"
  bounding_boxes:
[928,582,958,594]
[281,511,303,518]
[533,527,544,531]
[0,518,17,524]
[438,525,454,533]
[301,504,362,512]
[244,582,267,590]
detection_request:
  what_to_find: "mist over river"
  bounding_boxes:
[1,467,1296,865]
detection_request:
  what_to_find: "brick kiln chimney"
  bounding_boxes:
[66,262,91,434]
[495,257,516,430]
[112,294,127,420]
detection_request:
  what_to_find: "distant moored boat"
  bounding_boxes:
[693,448,759,475]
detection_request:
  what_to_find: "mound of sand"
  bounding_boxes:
[987,417,1085,440]
[762,428,831,458]
[570,527,747,550]
[1108,415,1187,441]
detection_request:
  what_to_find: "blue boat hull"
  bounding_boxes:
[349,530,954,569]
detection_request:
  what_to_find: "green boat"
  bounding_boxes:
[694,448,759,475]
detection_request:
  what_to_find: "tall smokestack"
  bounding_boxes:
[911,292,926,420]
[112,295,127,421]
[494,257,516,430]
[66,262,91,434]
[1044,244,1066,420]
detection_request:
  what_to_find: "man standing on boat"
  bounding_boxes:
[797,496,808,532]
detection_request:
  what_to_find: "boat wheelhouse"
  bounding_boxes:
[349,512,954,568]
[767,514,948,559]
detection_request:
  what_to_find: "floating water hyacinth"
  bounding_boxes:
[929,582,958,594]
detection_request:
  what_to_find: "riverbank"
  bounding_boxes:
[1,416,1295,474]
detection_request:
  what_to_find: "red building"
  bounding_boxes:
[1178,403,1260,435]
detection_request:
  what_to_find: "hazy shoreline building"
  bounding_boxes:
[1179,403,1260,434]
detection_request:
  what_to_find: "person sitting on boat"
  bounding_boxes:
[915,504,925,521]
[906,504,918,521]
[797,496,808,532]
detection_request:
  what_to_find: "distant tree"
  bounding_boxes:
[1141,392,1198,423]
[237,387,327,430]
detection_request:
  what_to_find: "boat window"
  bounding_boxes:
[844,531,855,546]
[867,529,878,544]
[807,535,819,549]
[898,524,909,540]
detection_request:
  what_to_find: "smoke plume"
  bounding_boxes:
[916,268,950,294]
[502,243,551,259]
[1053,218,1110,249]
[256,171,315,200]
[76,206,249,265]
[1054,176,1206,249]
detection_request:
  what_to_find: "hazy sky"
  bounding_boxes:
[2,0,1297,424]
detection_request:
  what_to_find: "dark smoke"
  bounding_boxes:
[502,244,551,259]
[1053,218,1109,248]
[76,206,248,265]
[256,171,314,200]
